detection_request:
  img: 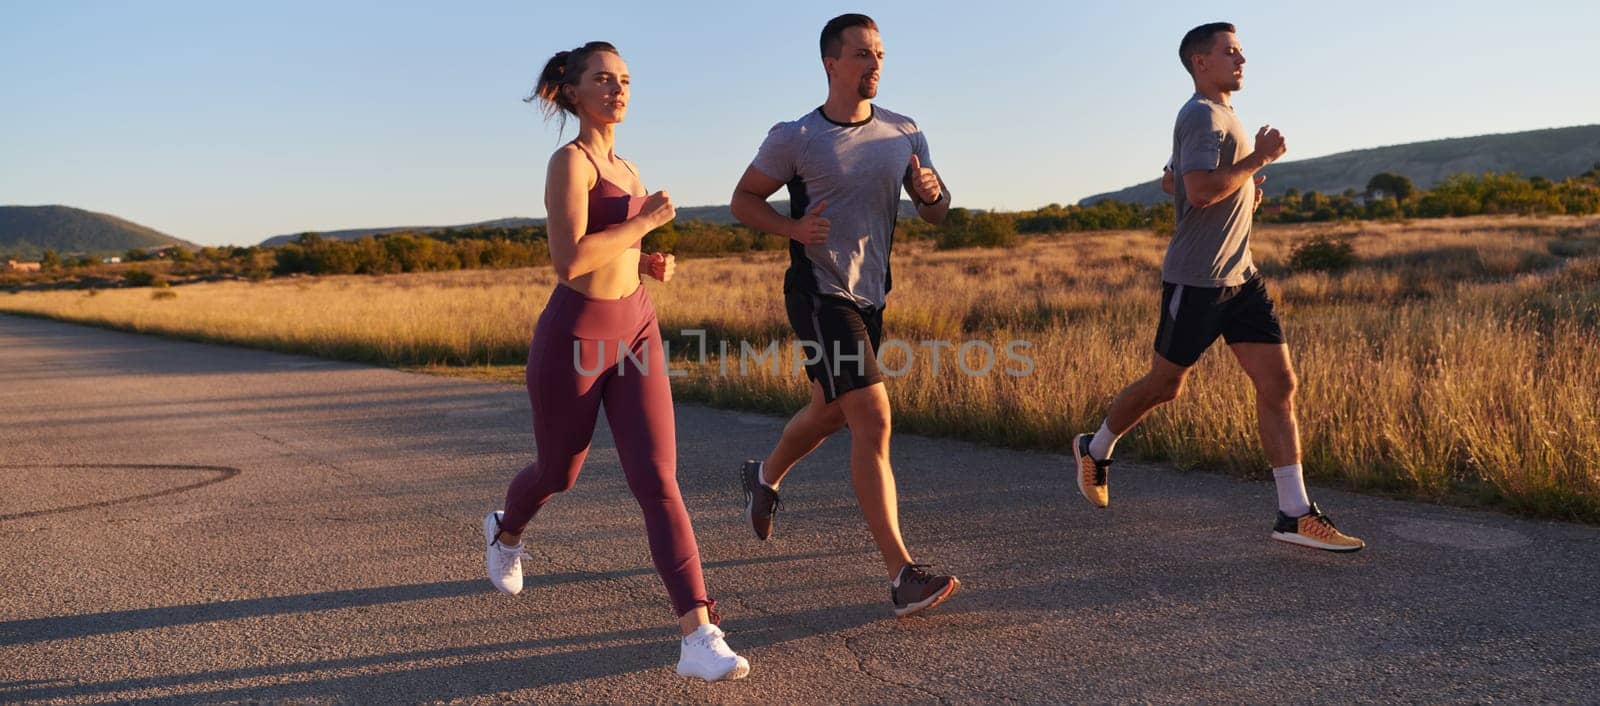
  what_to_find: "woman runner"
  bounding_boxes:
[482,41,749,682]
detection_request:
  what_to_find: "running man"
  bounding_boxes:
[729,13,961,616]
[1070,22,1365,552]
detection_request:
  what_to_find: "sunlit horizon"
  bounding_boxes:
[4,0,1597,246]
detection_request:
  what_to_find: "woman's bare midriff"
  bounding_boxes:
[560,248,643,299]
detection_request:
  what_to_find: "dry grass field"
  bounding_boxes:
[5,215,1599,521]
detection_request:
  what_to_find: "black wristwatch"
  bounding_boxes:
[918,190,945,207]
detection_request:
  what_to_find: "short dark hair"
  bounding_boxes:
[820,13,877,59]
[1178,22,1235,75]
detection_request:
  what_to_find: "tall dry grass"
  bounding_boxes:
[5,215,1599,521]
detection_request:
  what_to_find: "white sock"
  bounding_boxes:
[1088,420,1120,461]
[1272,464,1312,517]
[756,461,779,491]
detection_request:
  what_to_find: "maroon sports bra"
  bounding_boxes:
[575,143,645,246]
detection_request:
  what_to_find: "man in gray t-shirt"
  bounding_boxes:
[728,13,961,617]
[1167,92,1258,287]
[1069,22,1365,553]
[749,103,933,310]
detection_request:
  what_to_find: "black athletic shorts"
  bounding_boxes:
[785,290,884,403]
[1153,274,1285,367]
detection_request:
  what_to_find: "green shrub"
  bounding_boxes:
[936,208,1018,250]
[1289,234,1357,273]
[122,269,156,287]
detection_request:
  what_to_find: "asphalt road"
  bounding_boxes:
[2,313,1597,704]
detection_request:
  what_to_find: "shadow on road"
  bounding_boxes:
[0,551,854,648]
[0,599,885,703]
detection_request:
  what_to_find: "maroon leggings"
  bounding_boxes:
[501,284,708,617]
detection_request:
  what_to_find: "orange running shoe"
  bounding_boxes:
[1072,433,1111,508]
[1271,503,1365,552]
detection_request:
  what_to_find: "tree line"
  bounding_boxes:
[12,167,1599,287]
[1262,166,1600,223]
[920,165,1600,249]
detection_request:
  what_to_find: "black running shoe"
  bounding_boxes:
[741,459,780,541]
[891,564,960,617]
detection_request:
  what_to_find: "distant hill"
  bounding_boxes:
[259,218,542,247]
[1082,124,1600,206]
[258,201,922,246]
[0,205,197,259]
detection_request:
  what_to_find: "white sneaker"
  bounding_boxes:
[675,624,750,681]
[483,511,529,595]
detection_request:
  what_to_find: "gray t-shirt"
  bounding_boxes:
[1166,93,1257,288]
[750,105,933,309]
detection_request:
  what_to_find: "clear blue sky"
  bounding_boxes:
[3,0,1596,247]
